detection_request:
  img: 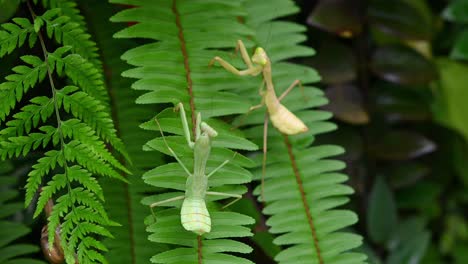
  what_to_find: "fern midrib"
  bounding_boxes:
[27,0,75,245]
[283,134,323,264]
[172,1,204,262]
[172,0,197,138]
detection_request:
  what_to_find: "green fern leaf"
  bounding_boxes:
[0,55,47,122]
[112,0,258,262]
[0,17,36,58]
[57,86,130,161]
[38,9,100,68]
[48,51,109,107]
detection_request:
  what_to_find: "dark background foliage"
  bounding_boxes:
[294,0,468,263]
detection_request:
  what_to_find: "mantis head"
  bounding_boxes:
[201,122,218,138]
[252,47,268,66]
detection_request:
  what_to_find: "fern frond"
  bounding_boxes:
[0,161,46,264]
[57,86,129,161]
[0,125,57,159]
[0,54,47,122]
[39,0,86,27]
[64,140,126,182]
[48,50,109,108]
[1,3,129,263]
[0,96,54,137]
[37,8,100,69]
[0,17,37,58]
[60,118,129,174]
[226,0,367,263]
[112,0,258,262]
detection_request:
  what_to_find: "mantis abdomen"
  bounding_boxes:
[181,198,211,235]
[269,103,308,135]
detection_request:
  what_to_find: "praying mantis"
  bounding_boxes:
[209,40,309,200]
[150,103,241,236]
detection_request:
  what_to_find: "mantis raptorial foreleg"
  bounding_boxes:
[210,40,309,201]
[149,102,243,235]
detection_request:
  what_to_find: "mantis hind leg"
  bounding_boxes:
[278,79,304,102]
[149,195,186,221]
[261,113,269,202]
[206,191,242,209]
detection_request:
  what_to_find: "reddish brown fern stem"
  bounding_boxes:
[282,134,323,264]
[172,1,203,263]
[172,0,197,138]
[197,235,203,263]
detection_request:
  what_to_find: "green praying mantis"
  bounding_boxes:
[209,40,309,200]
[150,103,241,236]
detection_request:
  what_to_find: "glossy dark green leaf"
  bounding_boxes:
[386,218,430,264]
[384,163,430,188]
[443,0,468,23]
[323,85,369,125]
[367,176,398,244]
[0,0,20,23]
[368,0,432,40]
[307,41,357,84]
[433,59,468,143]
[307,0,362,37]
[371,45,437,85]
[451,30,468,61]
[368,130,436,161]
[374,82,432,122]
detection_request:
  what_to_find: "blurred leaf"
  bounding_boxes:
[0,0,20,23]
[405,39,432,58]
[323,85,369,125]
[252,231,281,259]
[454,242,468,264]
[375,82,432,122]
[359,243,382,264]
[368,130,436,161]
[396,181,441,217]
[451,30,468,61]
[421,244,444,264]
[307,0,362,38]
[384,163,430,188]
[314,125,363,161]
[387,217,427,251]
[433,59,468,143]
[443,0,468,23]
[307,40,357,84]
[453,136,468,187]
[371,45,437,85]
[440,214,468,254]
[386,218,430,264]
[367,176,398,244]
[368,0,432,40]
